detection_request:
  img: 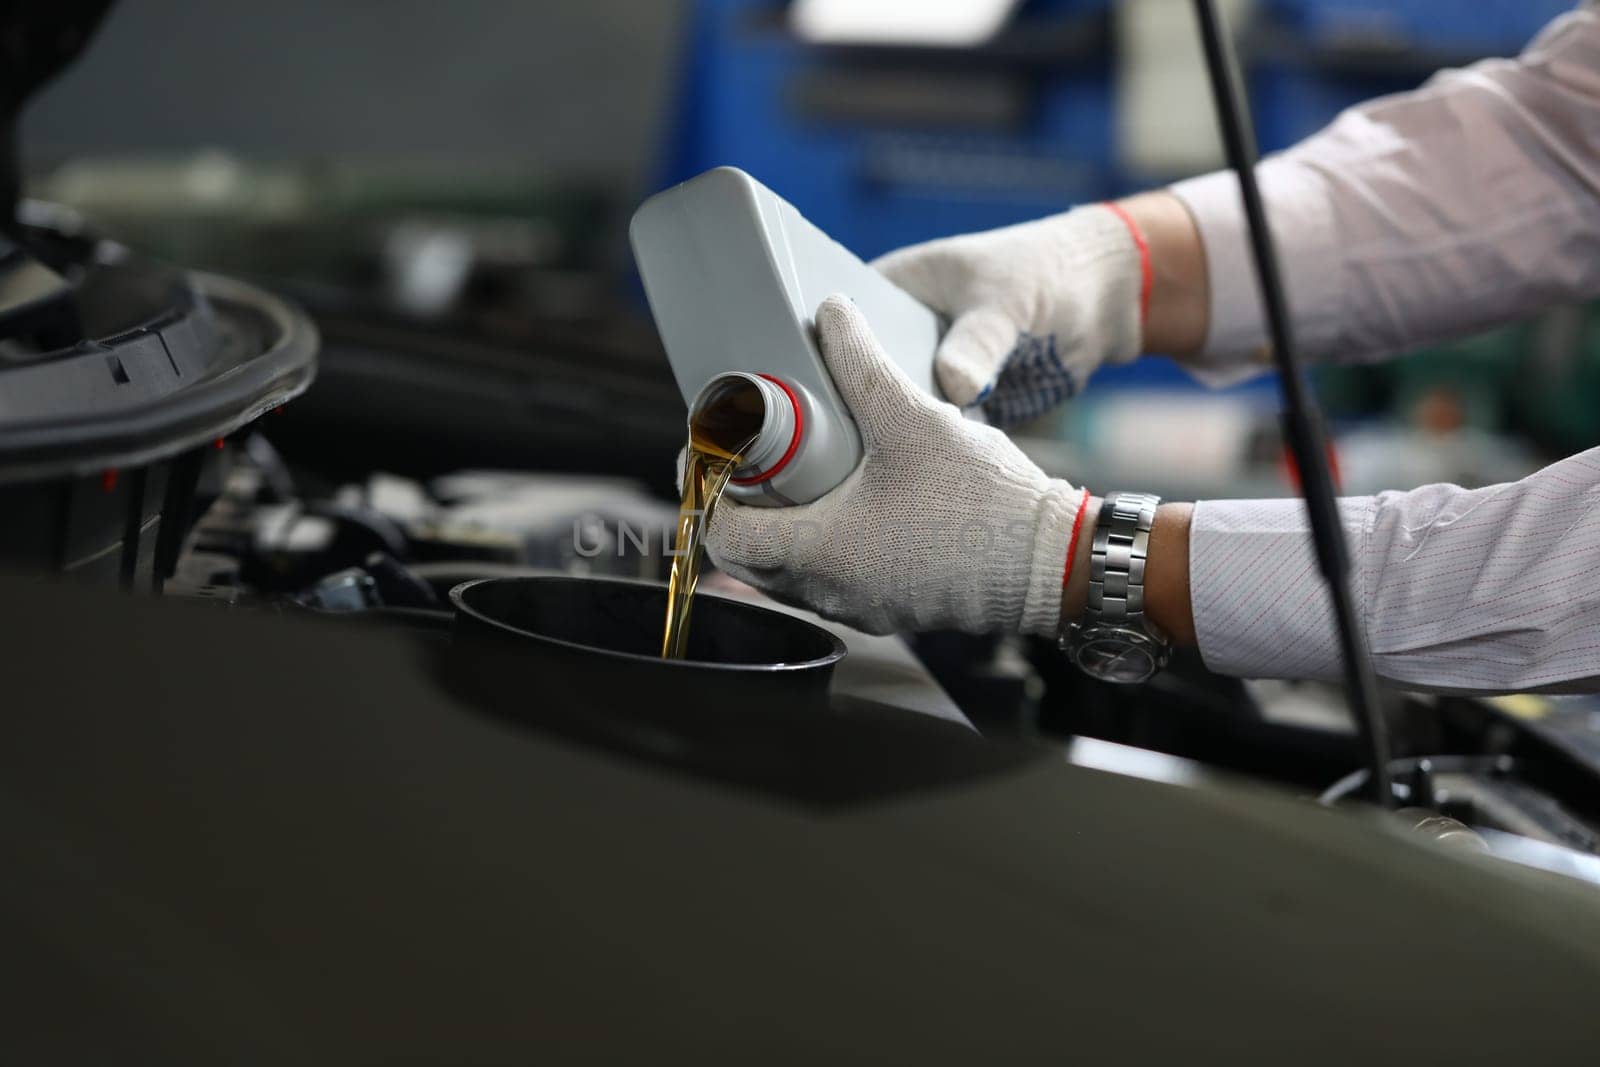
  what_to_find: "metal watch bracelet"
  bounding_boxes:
[1086,491,1161,628]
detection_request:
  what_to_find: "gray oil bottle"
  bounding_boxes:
[630,167,944,506]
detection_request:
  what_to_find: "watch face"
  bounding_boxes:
[1070,628,1164,684]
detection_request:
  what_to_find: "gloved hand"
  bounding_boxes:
[873,204,1146,427]
[705,296,1088,637]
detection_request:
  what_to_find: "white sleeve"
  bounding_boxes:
[1169,2,1600,372]
[1188,447,1600,694]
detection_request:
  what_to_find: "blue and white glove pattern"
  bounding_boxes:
[978,332,1081,428]
[873,204,1146,429]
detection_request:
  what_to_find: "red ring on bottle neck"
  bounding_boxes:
[729,374,803,486]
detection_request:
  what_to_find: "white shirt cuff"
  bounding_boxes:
[1168,160,1344,372]
[1189,496,1375,680]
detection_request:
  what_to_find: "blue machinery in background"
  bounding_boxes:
[1252,0,1575,147]
[661,0,1119,263]
[657,0,1575,386]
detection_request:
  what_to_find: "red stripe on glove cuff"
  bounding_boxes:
[1062,487,1092,589]
[1102,201,1152,326]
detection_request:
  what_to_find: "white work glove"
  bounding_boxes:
[873,204,1145,427]
[705,296,1088,637]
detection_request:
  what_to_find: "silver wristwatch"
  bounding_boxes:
[1060,491,1171,684]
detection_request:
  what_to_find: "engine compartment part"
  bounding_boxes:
[0,246,316,483]
[0,213,316,591]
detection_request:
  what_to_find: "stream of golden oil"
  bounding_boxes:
[660,380,765,659]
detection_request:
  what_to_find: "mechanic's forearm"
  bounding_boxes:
[1113,191,1209,359]
[1187,449,1600,692]
[1164,8,1600,365]
[1061,498,1195,645]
